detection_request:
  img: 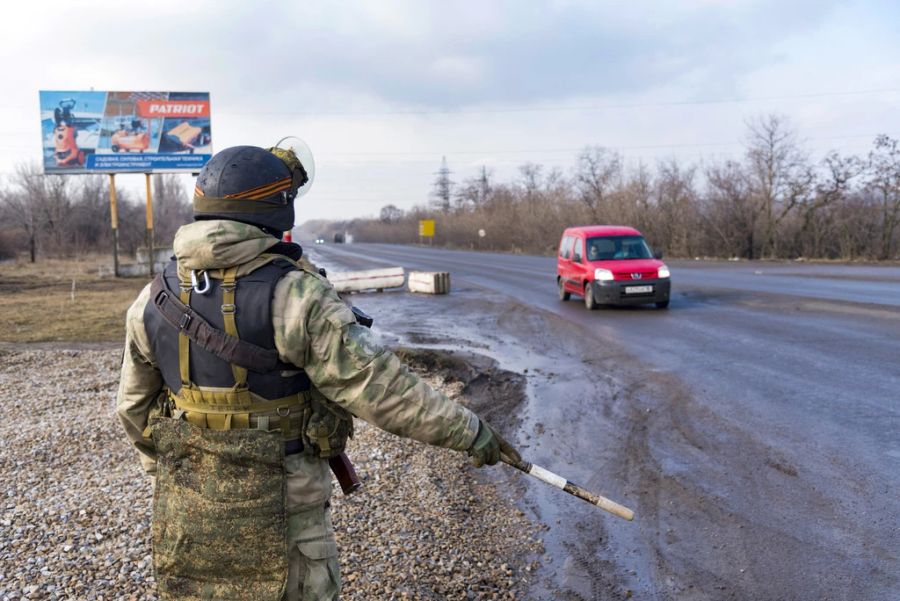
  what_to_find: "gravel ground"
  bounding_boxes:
[0,348,542,601]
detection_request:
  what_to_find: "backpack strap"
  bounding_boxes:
[150,273,281,374]
[178,283,192,386]
[220,266,248,388]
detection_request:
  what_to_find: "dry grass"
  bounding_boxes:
[0,256,148,343]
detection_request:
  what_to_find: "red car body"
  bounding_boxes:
[556,225,671,309]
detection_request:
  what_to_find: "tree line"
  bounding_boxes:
[2,115,898,263]
[339,115,900,261]
[0,166,191,262]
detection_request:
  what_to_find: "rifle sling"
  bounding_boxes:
[150,274,280,374]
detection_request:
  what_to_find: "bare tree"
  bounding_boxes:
[69,175,111,254]
[455,165,494,210]
[797,152,861,257]
[2,164,52,262]
[379,204,403,223]
[653,159,700,257]
[152,173,192,245]
[705,160,758,259]
[0,186,40,262]
[865,135,900,259]
[574,146,622,222]
[744,114,814,257]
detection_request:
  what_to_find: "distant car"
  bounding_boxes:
[314,238,325,244]
[557,225,671,309]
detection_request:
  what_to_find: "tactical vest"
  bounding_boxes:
[144,251,312,443]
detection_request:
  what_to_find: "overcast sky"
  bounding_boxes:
[2,0,898,224]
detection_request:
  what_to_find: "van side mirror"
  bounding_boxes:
[654,251,664,260]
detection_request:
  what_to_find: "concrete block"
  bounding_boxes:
[408,271,451,294]
[136,247,174,264]
[118,264,149,277]
[117,261,168,278]
[329,267,405,293]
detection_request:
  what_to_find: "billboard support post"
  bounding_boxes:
[145,173,154,277]
[108,174,119,277]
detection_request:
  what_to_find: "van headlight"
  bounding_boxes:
[658,265,670,278]
[594,268,614,282]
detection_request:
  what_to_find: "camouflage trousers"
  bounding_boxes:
[284,453,342,601]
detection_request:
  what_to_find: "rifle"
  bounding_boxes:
[326,305,372,496]
[329,452,362,495]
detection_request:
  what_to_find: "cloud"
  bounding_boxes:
[8,0,842,112]
[252,0,842,107]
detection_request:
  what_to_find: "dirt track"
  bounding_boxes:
[310,244,900,601]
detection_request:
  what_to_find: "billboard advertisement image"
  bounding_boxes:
[39,91,212,174]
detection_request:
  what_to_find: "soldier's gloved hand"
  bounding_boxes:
[467,418,521,468]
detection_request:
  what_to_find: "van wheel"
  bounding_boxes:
[558,279,570,301]
[584,284,599,310]
[656,300,669,309]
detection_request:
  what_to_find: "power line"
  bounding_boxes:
[319,133,889,158]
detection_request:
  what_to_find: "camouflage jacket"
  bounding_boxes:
[116,220,480,474]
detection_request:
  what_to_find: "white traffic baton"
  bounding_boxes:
[501,454,634,521]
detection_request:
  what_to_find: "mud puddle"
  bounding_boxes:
[340,283,646,599]
[396,347,527,436]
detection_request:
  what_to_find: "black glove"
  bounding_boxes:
[467,418,521,468]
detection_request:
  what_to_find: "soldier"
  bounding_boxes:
[115,144,520,601]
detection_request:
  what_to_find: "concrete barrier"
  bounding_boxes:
[408,271,451,295]
[136,247,173,265]
[328,267,405,293]
[118,260,169,278]
[107,247,173,278]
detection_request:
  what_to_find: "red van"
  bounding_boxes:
[557,225,671,309]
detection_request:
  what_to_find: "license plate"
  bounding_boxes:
[625,285,653,294]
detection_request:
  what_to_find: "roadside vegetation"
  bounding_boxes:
[314,115,900,261]
[2,115,898,265]
[0,257,146,342]
[0,172,190,263]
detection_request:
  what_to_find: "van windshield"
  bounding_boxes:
[586,236,653,261]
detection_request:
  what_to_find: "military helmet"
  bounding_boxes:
[193,145,309,233]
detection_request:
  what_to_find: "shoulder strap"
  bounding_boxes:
[220,266,248,387]
[149,273,280,374]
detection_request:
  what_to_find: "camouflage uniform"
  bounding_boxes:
[117,220,480,600]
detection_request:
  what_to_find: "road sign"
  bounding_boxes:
[419,219,435,238]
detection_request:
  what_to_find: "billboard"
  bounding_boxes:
[39,91,212,174]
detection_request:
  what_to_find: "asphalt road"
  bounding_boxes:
[308,243,900,601]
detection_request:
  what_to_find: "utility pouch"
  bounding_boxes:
[303,392,354,459]
[141,390,172,442]
[149,416,288,601]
